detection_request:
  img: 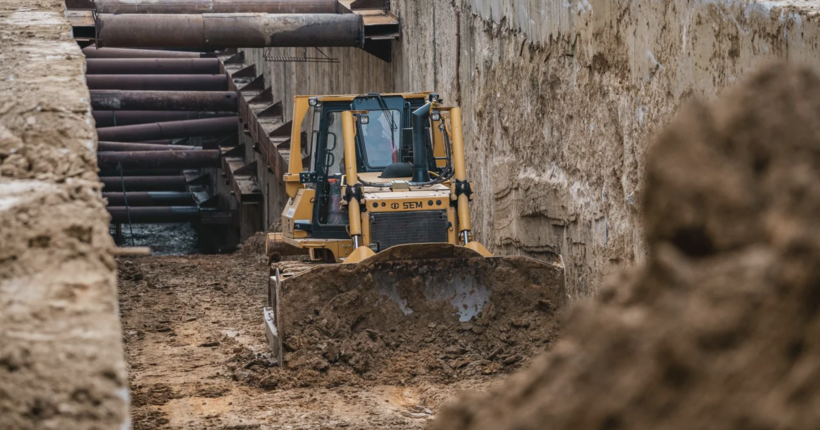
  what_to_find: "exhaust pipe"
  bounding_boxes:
[411,103,432,184]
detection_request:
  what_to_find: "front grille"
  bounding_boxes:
[369,210,448,251]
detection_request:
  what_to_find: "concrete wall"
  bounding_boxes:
[246,47,394,122]
[390,0,820,297]
[0,1,129,429]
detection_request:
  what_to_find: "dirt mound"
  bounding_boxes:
[252,256,565,389]
[238,231,268,257]
[432,62,820,430]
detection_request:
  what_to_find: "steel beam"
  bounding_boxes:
[83,46,213,58]
[98,150,221,169]
[94,111,233,127]
[90,90,237,111]
[107,206,199,223]
[86,58,221,75]
[103,191,195,206]
[96,13,364,48]
[96,117,238,141]
[99,141,196,151]
[94,0,339,14]
[86,75,228,91]
[101,176,188,191]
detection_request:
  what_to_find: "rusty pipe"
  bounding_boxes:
[97,150,221,169]
[101,176,188,191]
[107,206,199,223]
[87,75,228,91]
[94,0,339,14]
[96,13,364,48]
[90,90,237,111]
[96,117,238,141]
[94,110,234,127]
[103,191,195,206]
[86,58,221,75]
[99,169,182,177]
[83,46,214,58]
[98,141,196,151]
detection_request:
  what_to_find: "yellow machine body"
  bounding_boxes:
[267,92,490,263]
[261,92,562,366]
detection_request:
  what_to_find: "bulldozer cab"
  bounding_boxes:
[301,93,441,240]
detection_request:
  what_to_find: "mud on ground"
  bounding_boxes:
[119,249,562,429]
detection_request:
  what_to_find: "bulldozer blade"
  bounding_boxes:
[263,244,565,365]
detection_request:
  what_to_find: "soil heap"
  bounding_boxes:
[265,258,564,388]
[432,62,820,430]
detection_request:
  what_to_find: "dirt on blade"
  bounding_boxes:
[272,255,564,386]
[433,62,820,430]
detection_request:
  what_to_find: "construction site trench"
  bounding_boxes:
[4,1,820,430]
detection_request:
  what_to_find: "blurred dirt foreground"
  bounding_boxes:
[433,62,820,430]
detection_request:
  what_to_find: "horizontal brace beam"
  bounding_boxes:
[97,150,221,169]
[86,58,221,75]
[91,90,237,111]
[95,13,364,48]
[96,117,238,142]
[86,74,228,91]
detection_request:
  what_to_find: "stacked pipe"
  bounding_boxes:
[82,0,358,228]
[89,48,239,225]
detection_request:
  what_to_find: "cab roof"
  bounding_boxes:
[294,92,433,103]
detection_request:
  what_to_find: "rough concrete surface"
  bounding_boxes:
[0,1,129,429]
[432,62,820,430]
[390,0,820,297]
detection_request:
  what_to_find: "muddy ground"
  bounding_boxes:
[118,250,560,429]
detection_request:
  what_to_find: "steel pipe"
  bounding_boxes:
[96,13,364,48]
[101,176,188,191]
[83,47,213,58]
[86,58,221,75]
[91,90,237,111]
[98,150,221,169]
[94,110,233,127]
[99,141,196,151]
[99,169,181,177]
[94,0,339,14]
[86,75,228,91]
[103,191,195,206]
[107,206,199,223]
[96,117,238,141]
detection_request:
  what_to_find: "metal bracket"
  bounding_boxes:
[299,171,318,184]
[264,47,339,63]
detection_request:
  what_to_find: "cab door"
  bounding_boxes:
[310,104,350,239]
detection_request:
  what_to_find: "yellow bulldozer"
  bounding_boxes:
[263,92,564,365]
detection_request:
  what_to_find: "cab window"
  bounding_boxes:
[361,110,401,169]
